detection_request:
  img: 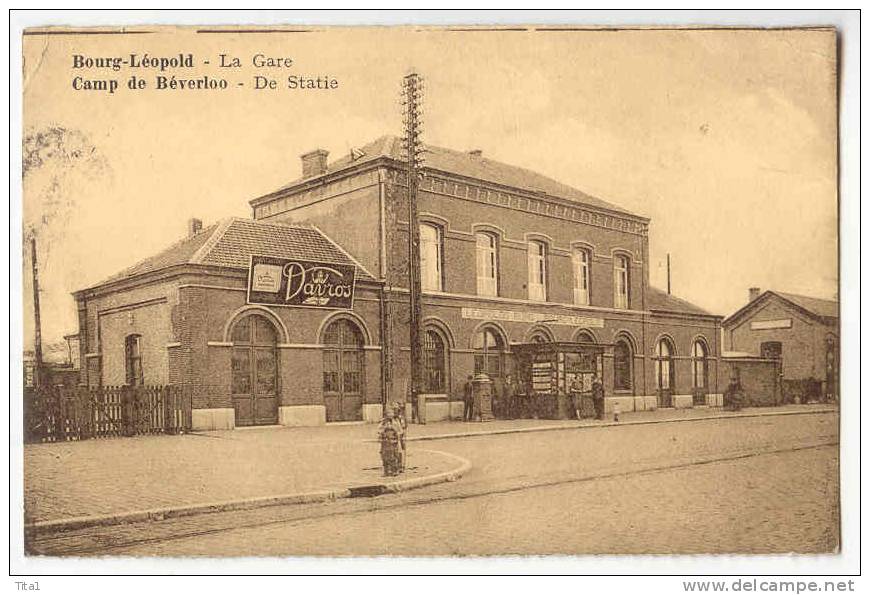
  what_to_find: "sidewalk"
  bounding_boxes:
[402,402,838,441]
[23,429,463,526]
[23,403,834,528]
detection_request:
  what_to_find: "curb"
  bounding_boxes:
[24,449,471,537]
[400,406,838,443]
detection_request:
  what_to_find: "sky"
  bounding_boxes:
[21,26,838,349]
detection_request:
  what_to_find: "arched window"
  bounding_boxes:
[473,327,505,378]
[231,314,279,426]
[692,339,709,390]
[322,318,365,422]
[655,338,675,407]
[529,332,550,344]
[572,247,591,306]
[423,329,447,393]
[475,232,499,297]
[527,240,547,301]
[614,254,630,309]
[613,339,633,392]
[420,223,443,291]
[575,329,597,344]
[125,334,143,386]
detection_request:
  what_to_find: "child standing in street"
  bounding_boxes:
[612,400,621,422]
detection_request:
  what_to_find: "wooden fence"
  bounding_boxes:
[24,385,192,443]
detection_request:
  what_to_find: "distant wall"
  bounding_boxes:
[721,357,780,407]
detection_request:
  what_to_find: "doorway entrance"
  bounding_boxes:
[322,318,365,422]
[231,314,279,426]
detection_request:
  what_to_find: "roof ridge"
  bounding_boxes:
[189,218,236,265]
[772,290,837,305]
[236,216,312,230]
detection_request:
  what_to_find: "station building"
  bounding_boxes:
[75,135,724,429]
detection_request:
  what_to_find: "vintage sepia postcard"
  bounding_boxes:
[10,10,860,579]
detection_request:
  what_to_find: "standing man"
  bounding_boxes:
[463,374,474,422]
[502,373,517,419]
[569,375,584,420]
[591,373,605,420]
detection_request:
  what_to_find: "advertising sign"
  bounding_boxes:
[246,255,356,310]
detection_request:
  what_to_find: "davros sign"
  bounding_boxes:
[246,255,356,309]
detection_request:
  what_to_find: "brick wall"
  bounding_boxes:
[721,358,780,406]
[77,279,179,388]
[726,297,835,382]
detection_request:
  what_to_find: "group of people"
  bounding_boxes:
[460,372,609,422]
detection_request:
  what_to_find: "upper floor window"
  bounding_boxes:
[420,223,443,291]
[572,247,591,306]
[527,240,547,302]
[125,334,143,386]
[475,232,499,297]
[614,254,630,309]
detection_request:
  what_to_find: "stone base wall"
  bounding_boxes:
[673,394,694,409]
[278,405,326,427]
[191,408,236,431]
[362,403,384,423]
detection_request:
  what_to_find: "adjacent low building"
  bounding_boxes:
[723,288,839,402]
[75,135,725,429]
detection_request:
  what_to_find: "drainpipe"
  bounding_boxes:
[377,168,389,417]
[640,226,648,399]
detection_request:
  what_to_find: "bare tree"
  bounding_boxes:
[23,126,109,249]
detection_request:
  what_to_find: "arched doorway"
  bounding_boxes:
[423,328,448,393]
[231,314,279,426]
[655,337,676,408]
[322,318,365,422]
[613,337,633,393]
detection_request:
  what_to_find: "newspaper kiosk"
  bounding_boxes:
[513,342,607,419]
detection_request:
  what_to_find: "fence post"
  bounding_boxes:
[121,385,135,437]
[163,386,174,435]
[78,385,93,439]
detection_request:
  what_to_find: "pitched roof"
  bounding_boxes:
[646,286,714,316]
[773,291,839,320]
[723,290,839,326]
[268,135,641,217]
[88,218,375,290]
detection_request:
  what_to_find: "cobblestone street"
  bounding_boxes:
[27,410,839,556]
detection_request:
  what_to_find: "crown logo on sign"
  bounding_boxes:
[312,269,328,284]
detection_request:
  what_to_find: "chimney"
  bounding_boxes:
[749,287,761,302]
[188,217,203,238]
[468,149,482,158]
[301,149,329,178]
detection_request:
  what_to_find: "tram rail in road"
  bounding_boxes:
[26,433,838,557]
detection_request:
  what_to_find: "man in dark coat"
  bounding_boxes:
[502,373,517,419]
[591,373,605,420]
[463,375,475,421]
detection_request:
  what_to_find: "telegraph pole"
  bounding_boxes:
[30,235,44,387]
[667,253,671,295]
[402,72,425,421]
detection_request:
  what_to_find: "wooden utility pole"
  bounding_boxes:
[402,72,425,419]
[30,235,44,387]
[667,253,671,295]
